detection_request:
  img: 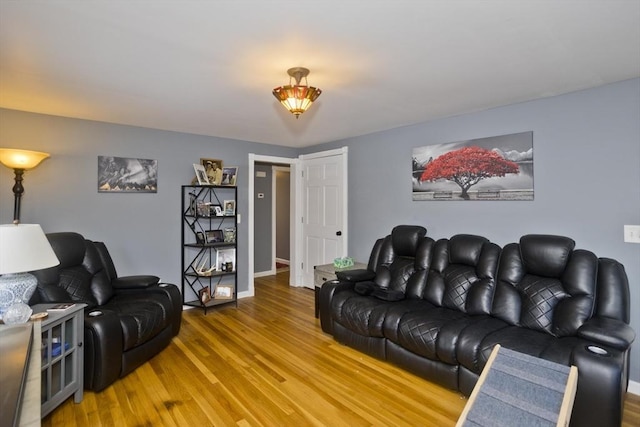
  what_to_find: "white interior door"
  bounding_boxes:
[299,148,348,288]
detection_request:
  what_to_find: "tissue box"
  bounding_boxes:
[333,257,354,269]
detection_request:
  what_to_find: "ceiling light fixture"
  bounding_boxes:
[272,67,322,118]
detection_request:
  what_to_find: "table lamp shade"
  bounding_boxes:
[0,224,59,274]
[0,224,59,321]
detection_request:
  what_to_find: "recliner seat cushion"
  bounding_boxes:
[105,294,171,351]
[333,294,393,337]
[391,307,466,361]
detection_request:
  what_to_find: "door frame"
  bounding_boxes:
[247,154,297,297]
[247,147,348,295]
[272,165,291,273]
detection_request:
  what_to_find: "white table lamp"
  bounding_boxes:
[0,223,60,322]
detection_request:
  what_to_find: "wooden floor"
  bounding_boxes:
[43,271,640,426]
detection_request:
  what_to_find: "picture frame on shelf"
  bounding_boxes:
[209,204,222,216]
[214,285,233,300]
[189,191,197,215]
[224,200,236,216]
[221,167,238,186]
[200,158,224,185]
[223,227,236,243]
[193,163,209,185]
[195,231,206,244]
[198,287,212,304]
[205,229,224,243]
[216,248,235,272]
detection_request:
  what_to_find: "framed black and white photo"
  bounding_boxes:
[223,200,236,216]
[220,166,238,186]
[200,158,224,185]
[214,285,233,300]
[205,229,224,243]
[216,248,235,271]
[98,156,158,193]
[193,163,209,185]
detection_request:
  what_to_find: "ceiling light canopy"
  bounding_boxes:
[272,67,322,119]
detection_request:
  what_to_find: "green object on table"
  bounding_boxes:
[333,257,354,269]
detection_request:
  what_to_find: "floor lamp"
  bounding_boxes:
[0,148,50,224]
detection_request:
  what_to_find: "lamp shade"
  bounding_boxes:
[0,224,59,274]
[272,67,322,118]
[0,148,50,170]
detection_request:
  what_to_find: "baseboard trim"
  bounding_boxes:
[628,380,640,396]
[275,257,290,265]
[254,270,275,278]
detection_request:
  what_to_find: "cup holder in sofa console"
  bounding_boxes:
[586,345,609,356]
[88,310,103,317]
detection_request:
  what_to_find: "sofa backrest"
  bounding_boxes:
[422,234,501,315]
[31,232,115,308]
[595,258,630,323]
[370,225,433,298]
[492,234,598,337]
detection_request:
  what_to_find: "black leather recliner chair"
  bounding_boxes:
[30,232,182,391]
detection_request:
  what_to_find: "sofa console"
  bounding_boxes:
[319,225,635,427]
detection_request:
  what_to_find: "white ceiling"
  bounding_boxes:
[1,1,639,148]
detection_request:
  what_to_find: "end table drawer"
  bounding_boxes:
[314,270,337,288]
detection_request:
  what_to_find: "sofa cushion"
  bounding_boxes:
[391,225,427,257]
[105,294,171,351]
[58,266,98,308]
[333,294,393,338]
[423,236,500,315]
[354,281,375,295]
[371,287,405,301]
[391,307,466,361]
[82,242,115,305]
[493,239,598,337]
[520,235,574,278]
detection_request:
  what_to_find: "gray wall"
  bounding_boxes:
[0,108,297,302]
[275,168,291,261]
[253,163,273,273]
[1,78,638,381]
[307,78,640,382]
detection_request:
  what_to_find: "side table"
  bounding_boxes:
[314,262,367,318]
[31,303,86,418]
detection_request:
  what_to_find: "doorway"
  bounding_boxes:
[247,147,348,296]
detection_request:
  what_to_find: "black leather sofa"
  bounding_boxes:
[319,225,635,427]
[30,232,182,391]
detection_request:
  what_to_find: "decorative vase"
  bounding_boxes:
[0,272,38,319]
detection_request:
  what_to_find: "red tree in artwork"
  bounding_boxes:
[419,146,519,199]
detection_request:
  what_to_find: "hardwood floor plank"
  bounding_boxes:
[41,271,639,426]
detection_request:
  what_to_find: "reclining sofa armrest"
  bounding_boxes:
[578,317,636,350]
[111,275,160,290]
[335,269,376,283]
[319,280,354,335]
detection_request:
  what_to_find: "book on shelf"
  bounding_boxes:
[47,303,76,312]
